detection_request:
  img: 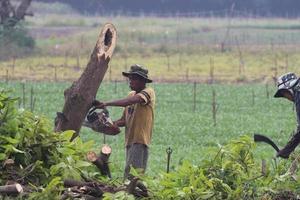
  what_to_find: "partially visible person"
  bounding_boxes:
[274,72,300,158]
[93,64,155,178]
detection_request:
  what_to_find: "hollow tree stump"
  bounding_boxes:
[54,23,117,141]
[87,144,112,178]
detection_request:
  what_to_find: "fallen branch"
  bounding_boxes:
[127,177,149,198]
[64,179,95,188]
[0,184,23,195]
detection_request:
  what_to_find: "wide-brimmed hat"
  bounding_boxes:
[122,64,152,83]
[274,72,299,98]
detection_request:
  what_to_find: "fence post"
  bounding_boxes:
[6,69,9,84]
[21,83,25,108]
[54,65,57,82]
[285,53,289,72]
[252,89,255,106]
[109,66,112,82]
[193,82,197,111]
[12,57,15,79]
[30,86,35,112]
[266,83,269,98]
[76,53,80,68]
[64,51,69,67]
[212,89,217,126]
[209,57,214,84]
[186,68,189,81]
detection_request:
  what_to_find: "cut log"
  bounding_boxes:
[63,179,95,188]
[127,177,139,195]
[3,159,14,169]
[80,186,103,197]
[0,184,23,195]
[87,145,112,178]
[55,23,117,141]
[127,177,149,198]
[61,190,100,200]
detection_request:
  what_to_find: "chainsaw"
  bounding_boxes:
[82,107,114,133]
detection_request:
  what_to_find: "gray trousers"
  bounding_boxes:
[124,143,148,179]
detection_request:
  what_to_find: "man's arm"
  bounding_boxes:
[94,95,145,108]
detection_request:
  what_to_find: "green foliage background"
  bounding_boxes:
[0,82,297,176]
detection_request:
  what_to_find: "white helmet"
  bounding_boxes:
[274,72,299,98]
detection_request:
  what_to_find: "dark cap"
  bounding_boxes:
[274,72,299,98]
[122,64,152,83]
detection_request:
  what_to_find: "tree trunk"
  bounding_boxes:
[87,144,112,178]
[15,0,32,20]
[64,179,95,188]
[54,23,117,141]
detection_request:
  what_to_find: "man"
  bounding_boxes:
[274,72,300,159]
[93,64,155,178]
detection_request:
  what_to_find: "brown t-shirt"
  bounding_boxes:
[124,87,155,146]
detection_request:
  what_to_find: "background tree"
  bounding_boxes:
[0,0,34,60]
[0,0,33,27]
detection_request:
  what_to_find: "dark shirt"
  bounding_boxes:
[294,90,300,132]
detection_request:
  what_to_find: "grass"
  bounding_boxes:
[0,81,297,177]
[1,52,300,83]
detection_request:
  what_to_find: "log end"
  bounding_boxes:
[3,159,14,168]
[96,23,117,60]
[87,151,98,162]
[101,144,112,155]
[15,184,23,193]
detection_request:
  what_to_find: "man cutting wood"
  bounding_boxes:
[93,64,155,178]
[274,72,300,158]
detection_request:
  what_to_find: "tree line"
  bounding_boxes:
[37,0,300,17]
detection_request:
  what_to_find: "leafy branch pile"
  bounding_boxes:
[146,136,300,199]
[0,90,145,199]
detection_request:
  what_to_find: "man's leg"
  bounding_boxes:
[124,143,148,179]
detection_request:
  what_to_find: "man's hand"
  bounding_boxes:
[276,149,290,159]
[92,100,106,109]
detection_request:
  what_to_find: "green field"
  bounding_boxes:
[0,81,297,177]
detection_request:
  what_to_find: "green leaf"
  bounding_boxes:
[0,135,20,144]
[0,153,6,160]
[60,130,75,141]
[3,144,25,154]
[75,160,91,168]
[50,162,67,176]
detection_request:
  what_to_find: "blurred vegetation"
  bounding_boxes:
[36,0,300,17]
[1,10,300,82]
[30,2,77,15]
[0,22,35,60]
